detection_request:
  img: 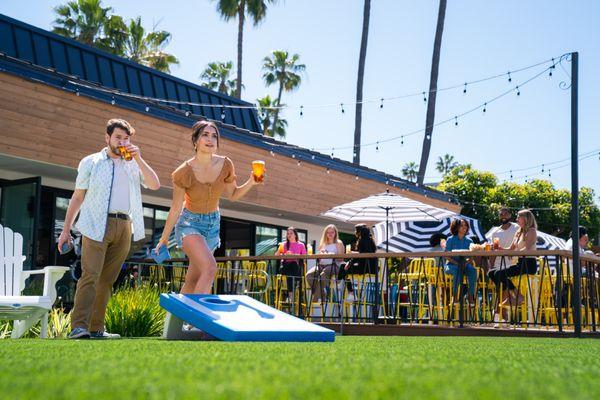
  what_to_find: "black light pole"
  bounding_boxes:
[570,52,582,338]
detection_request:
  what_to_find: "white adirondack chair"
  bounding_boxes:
[0,224,68,338]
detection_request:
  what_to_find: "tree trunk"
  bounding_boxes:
[272,68,285,136]
[353,0,371,165]
[417,0,447,185]
[235,0,245,98]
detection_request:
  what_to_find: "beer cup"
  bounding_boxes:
[252,160,265,182]
[117,140,133,161]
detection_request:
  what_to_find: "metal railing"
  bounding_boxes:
[124,250,600,334]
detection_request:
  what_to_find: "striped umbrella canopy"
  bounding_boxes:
[321,192,457,224]
[373,216,486,253]
[484,228,567,251]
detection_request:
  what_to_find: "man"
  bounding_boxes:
[58,119,160,339]
[566,226,594,255]
[487,208,519,271]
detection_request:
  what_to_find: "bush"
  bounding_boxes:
[1,308,71,339]
[105,286,165,337]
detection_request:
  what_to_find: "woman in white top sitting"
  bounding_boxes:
[305,224,345,302]
[489,209,538,309]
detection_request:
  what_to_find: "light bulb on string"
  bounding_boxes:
[401,136,404,146]
[331,149,335,159]
[270,149,275,157]
[75,88,80,96]
[463,83,467,94]
[548,169,552,177]
[326,167,330,174]
[516,86,521,96]
[549,58,555,77]
[185,110,190,117]
[111,96,116,105]
[541,164,545,173]
[422,92,427,102]
[297,160,302,167]
[376,142,379,152]
[355,175,359,180]
[510,170,513,180]
[454,116,458,126]
[380,98,384,109]
[221,108,226,120]
[483,102,487,113]
[300,105,304,117]
[507,71,512,83]
[340,103,345,114]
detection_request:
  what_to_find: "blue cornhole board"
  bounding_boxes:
[159,294,335,342]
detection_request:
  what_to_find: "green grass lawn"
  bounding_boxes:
[1,336,599,399]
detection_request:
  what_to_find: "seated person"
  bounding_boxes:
[306,224,345,302]
[444,218,477,304]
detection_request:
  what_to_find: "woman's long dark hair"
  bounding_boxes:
[285,227,299,251]
[354,224,376,253]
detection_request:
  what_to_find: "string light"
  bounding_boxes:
[376,142,379,152]
[380,98,384,109]
[463,83,467,94]
[516,86,521,96]
[220,108,226,120]
[340,103,345,114]
[422,91,427,102]
[145,106,150,112]
[507,71,512,83]
[401,136,404,146]
[110,96,115,105]
[75,88,80,96]
[185,110,190,117]
[454,116,458,126]
[483,102,487,113]
[300,105,304,117]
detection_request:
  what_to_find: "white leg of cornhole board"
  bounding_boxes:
[163,312,213,340]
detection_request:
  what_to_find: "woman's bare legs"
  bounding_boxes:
[180,235,217,294]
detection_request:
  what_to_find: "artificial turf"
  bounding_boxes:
[1,336,599,399]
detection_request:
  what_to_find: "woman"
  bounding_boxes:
[444,218,478,304]
[305,224,345,302]
[338,224,378,300]
[275,227,307,301]
[155,120,262,294]
[489,209,538,310]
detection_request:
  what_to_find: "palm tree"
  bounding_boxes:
[52,0,110,44]
[402,162,419,182]
[212,0,279,98]
[435,154,458,175]
[200,61,237,96]
[256,95,287,138]
[417,0,447,185]
[123,17,179,73]
[262,50,305,137]
[353,0,371,165]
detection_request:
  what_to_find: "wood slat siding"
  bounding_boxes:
[0,72,461,216]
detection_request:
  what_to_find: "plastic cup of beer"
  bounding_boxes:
[493,237,500,250]
[485,242,491,251]
[345,244,351,253]
[278,243,284,254]
[252,160,265,182]
[117,140,133,161]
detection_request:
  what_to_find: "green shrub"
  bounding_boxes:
[1,308,71,339]
[105,286,165,337]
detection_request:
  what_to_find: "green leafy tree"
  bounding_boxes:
[256,95,287,138]
[211,0,279,98]
[262,50,305,138]
[401,161,420,182]
[200,61,237,96]
[437,165,600,241]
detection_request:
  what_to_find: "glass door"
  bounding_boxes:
[0,177,41,269]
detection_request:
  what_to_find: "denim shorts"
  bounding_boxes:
[174,208,221,252]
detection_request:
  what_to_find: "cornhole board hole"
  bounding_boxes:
[160,294,335,342]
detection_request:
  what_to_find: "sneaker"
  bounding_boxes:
[90,330,121,339]
[68,327,90,339]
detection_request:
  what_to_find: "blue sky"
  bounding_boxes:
[3,0,599,202]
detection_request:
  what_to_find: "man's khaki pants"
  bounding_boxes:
[71,217,131,331]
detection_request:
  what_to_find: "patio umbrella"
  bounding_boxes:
[373,216,486,252]
[322,191,457,227]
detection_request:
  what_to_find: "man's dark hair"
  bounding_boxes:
[429,233,447,247]
[499,207,512,215]
[106,119,135,136]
